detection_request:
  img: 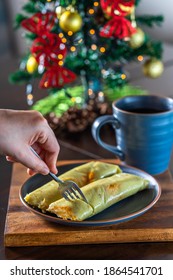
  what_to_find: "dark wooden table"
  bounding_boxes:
[1,127,173,260]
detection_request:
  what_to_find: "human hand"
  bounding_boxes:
[0,109,60,175]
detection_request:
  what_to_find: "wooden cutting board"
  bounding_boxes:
[4,159,173,247]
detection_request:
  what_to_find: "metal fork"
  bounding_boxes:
[30,147,88,203]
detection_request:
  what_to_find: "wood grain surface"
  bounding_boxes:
[4,159,173,247]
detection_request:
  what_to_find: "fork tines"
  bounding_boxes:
[63,189,80,201]
[63,187,88,203]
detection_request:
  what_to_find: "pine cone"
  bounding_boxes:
[46,100,111,135]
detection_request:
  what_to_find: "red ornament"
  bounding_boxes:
[100,0,136,39]
[31,33,67,67]
[21,12,56,36]
[39,66,76,88]
[100,15,136,39]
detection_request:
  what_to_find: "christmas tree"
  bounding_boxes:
[10,0,164,133]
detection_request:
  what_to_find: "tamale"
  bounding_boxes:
[47,173,149,221]
[24,161,122,211]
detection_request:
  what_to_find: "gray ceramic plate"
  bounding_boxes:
[20,163,161,227]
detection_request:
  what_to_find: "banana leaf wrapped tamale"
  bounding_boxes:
[24,161,122,211]
[47,173,149,221]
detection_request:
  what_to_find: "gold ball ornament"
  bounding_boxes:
[143,58,164,78]
[59,10,82,33]
[129,28,145,49]
[26,56,38,74]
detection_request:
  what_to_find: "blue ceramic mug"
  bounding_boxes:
[92,95,173,175]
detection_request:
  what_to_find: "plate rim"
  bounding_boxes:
[19,162,161,227]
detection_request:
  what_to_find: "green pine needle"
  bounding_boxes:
[14,14,27,29]
[22,2,40,13]
[136,15,164,27]
[24,33,37,40]
[9,70,31,84]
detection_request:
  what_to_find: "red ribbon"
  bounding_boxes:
[31,33,67,67]
[39,66,77,88]
[21,12,56,36]
[22,12,77,88]
[100,15,136,39]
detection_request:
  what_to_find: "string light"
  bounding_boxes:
[58,60,64,66]
[60,43,66,50]
[88,88,93,96]
[59,33,64,38]
[26,83,33,106]
[70,46,76,52]
[89,29,95,35]
[58,54,63,59]
[44,81,48,88]
[98,91,104,102]
[38,55,45,74]
[88,9,94,14]
[121,73,126,80]
[68,31,73,36]
[94,2,99,7]
[27,94,33,100]
[100,47,106,53]
[62,38,67,43]
[98,91,104,97]
[91,44,97,50]
[137,55,144,61]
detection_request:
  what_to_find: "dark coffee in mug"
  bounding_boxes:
[125,108,167,114]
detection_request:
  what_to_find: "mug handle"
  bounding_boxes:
[92,115,125,160]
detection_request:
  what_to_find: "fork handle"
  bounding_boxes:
[48,172,64,184]
[30,146,64,184]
